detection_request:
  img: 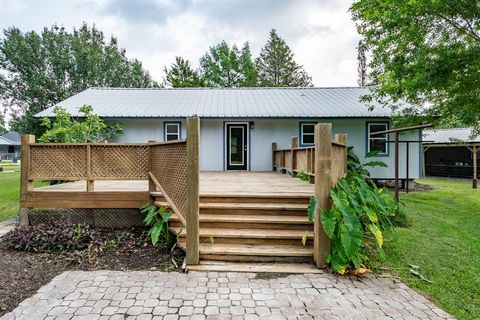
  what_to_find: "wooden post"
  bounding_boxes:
[473,146,478,189]
[272,142,277,171]
[148,140,156,193]
[314,123,332,268]
[186,117,200,265]
[291,136,298,176]
[405,141,410,193]
[86,145,94,192]
[335,134,348,173]
[19,134,35,226]
[394,132,400,202]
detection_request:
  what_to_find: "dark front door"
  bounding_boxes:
[226,123,248,170]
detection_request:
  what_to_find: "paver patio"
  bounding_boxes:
[1,270,453,320]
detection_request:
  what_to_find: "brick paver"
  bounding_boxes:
[1,270,454,319]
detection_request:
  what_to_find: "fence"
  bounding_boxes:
[272,124,348,267]
[20,117,201,265]
[147,117,200,264]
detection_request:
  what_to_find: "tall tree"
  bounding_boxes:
[163,56,204,87]
[0,24,157,135]
[239,42,258,87]
[0,111,6,135]
[256,29,312,87]
[351,0,480,134]
[200,41,244,87]
[357,40,368,87]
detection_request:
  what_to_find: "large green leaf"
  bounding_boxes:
[340,223,363,259]
[363,161,388,168]
[321,209,337,239]
[368,223,384,248]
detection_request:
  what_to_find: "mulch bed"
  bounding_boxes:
[0,227,184,317]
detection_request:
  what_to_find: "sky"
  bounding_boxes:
[0,0,361,87]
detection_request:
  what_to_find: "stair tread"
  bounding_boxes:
[172,227,314,239]
[178,242,313,257]
[170,214,310,224]
[199,202,308,210]
[188,261,323,273]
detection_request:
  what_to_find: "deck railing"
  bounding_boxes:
[20,117,201,265]
[145,117,200,265]
[272,124,348,268]
[22,141,149,192]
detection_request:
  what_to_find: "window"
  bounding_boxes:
[300,122,316,145]
[367,122,388,155]
[164,122,180,141]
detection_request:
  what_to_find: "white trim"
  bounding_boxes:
[224,122,250,171]
[165,123,180,141]
[300,122,315,145]
[229,126,245,166]
[367,122,389,155]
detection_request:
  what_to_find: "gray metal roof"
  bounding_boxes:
[0,136,14,145]
[35,87,393,119]
[423,128,480,144]
[0,132,20,143]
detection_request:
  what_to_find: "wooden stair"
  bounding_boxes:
[150,192,314,267]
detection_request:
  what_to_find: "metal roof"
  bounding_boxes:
[423,128,480,144]
[35,87,393,119]
[0,136,14,145]
[0,132,20,144]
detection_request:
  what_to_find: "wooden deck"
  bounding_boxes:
[28,172,313,202]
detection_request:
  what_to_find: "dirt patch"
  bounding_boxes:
[0,227,184,316]
[375,180,435,192]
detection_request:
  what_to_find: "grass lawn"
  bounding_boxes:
[0,171,48,222]
[384,177,479,320]
[0,172,22,222]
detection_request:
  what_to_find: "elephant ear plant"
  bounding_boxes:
[308,148,399,274]
[141,203,174,248]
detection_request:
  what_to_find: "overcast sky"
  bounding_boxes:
[0,0,360,87]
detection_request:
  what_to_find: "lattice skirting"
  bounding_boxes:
[27,208,146,227]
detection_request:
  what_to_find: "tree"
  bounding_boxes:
[200,41,244,87]
[39,105,122,143]
[0,23,157,136]
[256,29,312,87]
[357,40,369,87]
[163,56,204,87]
[0,111,6,135]
[239,43,258,87]
[351,0,480,134]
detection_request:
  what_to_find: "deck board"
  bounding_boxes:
[32,171,314,196]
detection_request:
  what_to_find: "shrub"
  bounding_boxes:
[141,203,174,248]
[3,218,96,253]
[308,147,401,274]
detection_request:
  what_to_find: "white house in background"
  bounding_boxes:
[0,132,21,161]
[36,87,423,180]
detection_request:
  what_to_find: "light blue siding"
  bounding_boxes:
[109,118,420,179]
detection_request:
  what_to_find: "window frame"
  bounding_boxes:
[299,122,317,147]
[366,121,389,156]
[164,121,181,141]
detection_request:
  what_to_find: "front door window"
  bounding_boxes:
[227,124,247,170]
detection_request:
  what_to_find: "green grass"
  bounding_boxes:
[0,172,48,222]
[384,178,479,320]
[0,172,22,222]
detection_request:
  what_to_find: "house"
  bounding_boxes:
[423,128,479,180]
[36,87,423,180]
[0,132,21,161]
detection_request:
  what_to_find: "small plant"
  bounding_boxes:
[296,169,310,182]
[141,203,174,248]
[3,218,96,253]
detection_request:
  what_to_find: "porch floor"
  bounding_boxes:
[34,171,314,196]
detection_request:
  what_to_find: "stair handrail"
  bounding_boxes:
[148,172,187,227]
